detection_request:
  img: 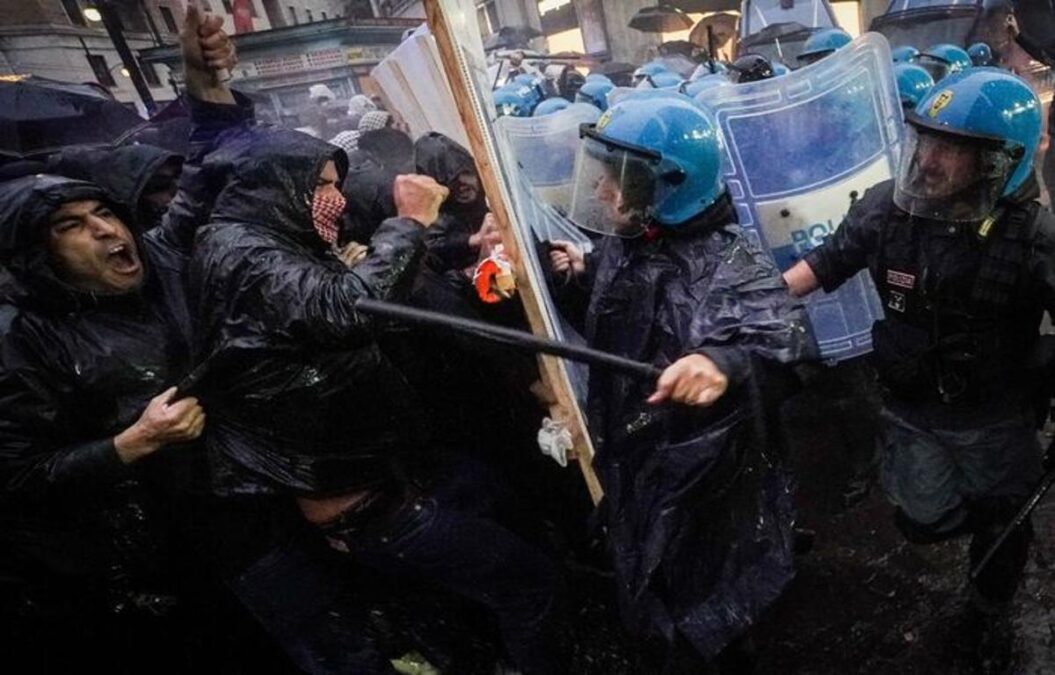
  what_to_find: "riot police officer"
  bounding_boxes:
[549,95,817,670]
[783,69,1054,624]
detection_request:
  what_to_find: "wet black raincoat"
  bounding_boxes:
[189,127,429,496]
[47,142,183,230]
[341,128,414,245]
[414,132,489,272]
[0,93,251,599]
[0,94,252,606]
[570,194,817,659]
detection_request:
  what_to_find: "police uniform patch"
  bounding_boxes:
[888,290,907,313]
[597,110,612,131]
[886,269,916,289]
[927,90,953,118]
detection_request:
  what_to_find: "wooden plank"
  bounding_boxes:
[425,0,603,504]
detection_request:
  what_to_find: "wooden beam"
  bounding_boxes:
[425,0,603,504]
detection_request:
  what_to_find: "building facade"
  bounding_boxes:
[0,0,372,116]
[139,13,419,124]
[388,0,888,63]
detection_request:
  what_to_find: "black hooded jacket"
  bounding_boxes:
[0,94,253,589]
[414,131,489,272]
[189,127,429,496]
[340,128,414,244]
[47,143,183,231]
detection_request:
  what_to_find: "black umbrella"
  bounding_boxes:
[590,61,638,87]
[738,22,816,65]
[670,0,741,11]
[658,39,700,59]
[483,25,544,51]
[0,76,143,155]
[1012,0,1055,67]
[739,21,812,45]
[629,5,694,33]
[114,97,192,155]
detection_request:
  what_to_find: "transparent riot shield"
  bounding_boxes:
[495,102,601,213]
[697,32,903,360]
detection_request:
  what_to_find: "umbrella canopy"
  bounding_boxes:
[738,21,816,64]
[671,0,741,11]
[1013,0,1055,67]
[483,25,544,51]
[0,77,142,155]
[689,13,739,51]
[739,20,812,45]
[658,39,701,59]
[589,61,637,87]
[629,5,694,33]
[114,97,192,156]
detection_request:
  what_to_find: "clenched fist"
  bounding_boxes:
[548,240,585,277]
[114,387,206,463]
[394,174,449,227]
[647,354,728,407]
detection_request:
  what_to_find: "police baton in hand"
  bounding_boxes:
[970,437,1055,581]
[353,297,662,381]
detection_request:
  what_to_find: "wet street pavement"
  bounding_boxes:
[563,361,1055,674]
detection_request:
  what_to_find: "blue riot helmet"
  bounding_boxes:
[636,70,683,89]
[512,72,548,100]
[632,62,672,86]
[893,62,935,111]
[729,53,775,83]
[798,28,852,65]
[493,85,534,117]
[895,68,1043,222]
[967,42,994,67]
[575,76,614,111]
[891,45,920,63]
[585,73,609,82]
[772,62,790,77]
[916,43,972,82]
[681,73,731,98]
[533,97,572,116]
[569,96,725,235]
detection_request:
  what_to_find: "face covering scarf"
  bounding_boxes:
[312,192,347,245]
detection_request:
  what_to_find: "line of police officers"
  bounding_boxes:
[0,11,1052,675]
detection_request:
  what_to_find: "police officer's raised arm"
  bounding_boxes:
[783,182,889,297]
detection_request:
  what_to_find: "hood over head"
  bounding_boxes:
[46,143,182,228]
[0,173,143,308]
[206,126,348,240]
[413,131,477,189]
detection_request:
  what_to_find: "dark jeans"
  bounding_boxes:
[176,494,395,675]
[229,528,396,674]
[324,491,566,675]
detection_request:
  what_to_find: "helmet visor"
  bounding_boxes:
[568,131,662,237]
[893,124,1012,222]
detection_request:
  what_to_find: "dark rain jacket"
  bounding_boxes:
[803,178,1055,428]
[189,127,429,497]
[341,128,414,244]
[47,142,183,231]
[0,94,252,600]
[414,132,489,272]
[567,194,817,658]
